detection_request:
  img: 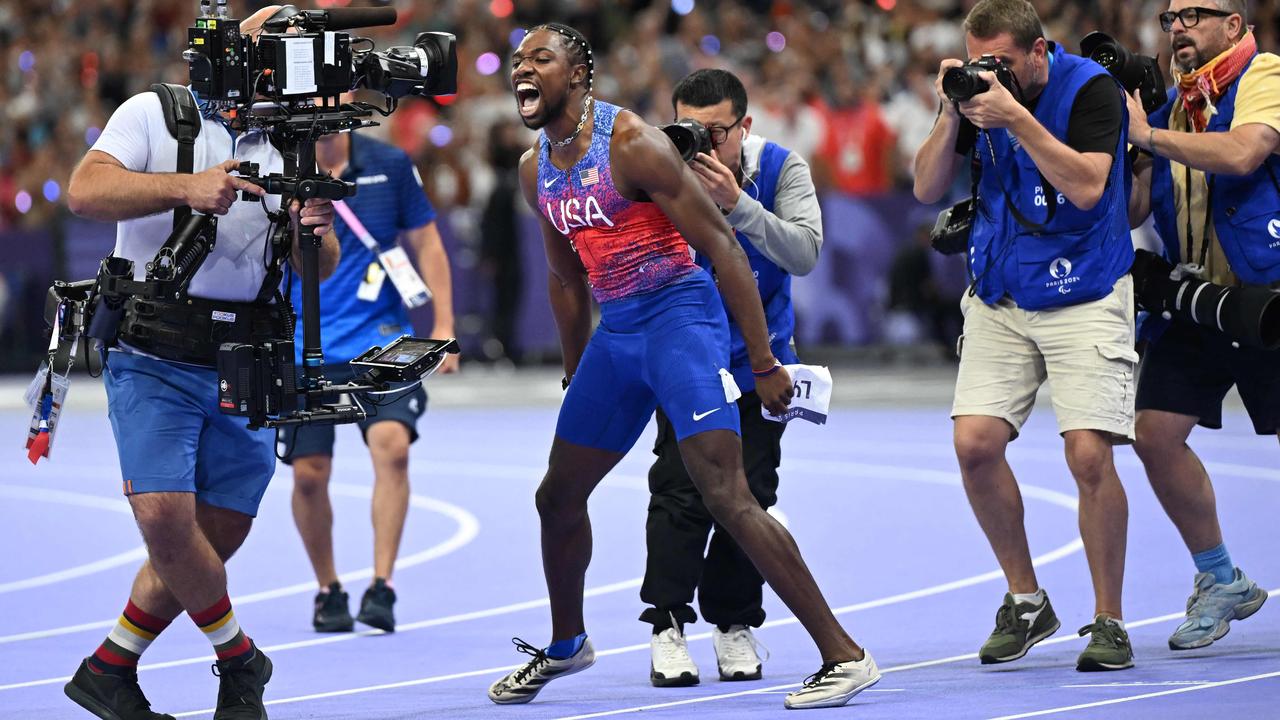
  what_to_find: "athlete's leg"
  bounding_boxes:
[678,429,861,663]
[538,435,626,641]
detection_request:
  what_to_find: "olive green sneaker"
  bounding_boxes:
[979,591,1061,664]
[1076,615,1134,671]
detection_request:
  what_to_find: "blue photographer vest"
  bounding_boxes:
[969,43,1133,310]
[696,140,799,392]
[1147,53,1280,286]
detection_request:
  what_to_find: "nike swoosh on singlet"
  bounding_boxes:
[544,176,559,188]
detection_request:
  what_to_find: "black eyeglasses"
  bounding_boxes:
[1159,6,1235,32]
[706,116,744,146]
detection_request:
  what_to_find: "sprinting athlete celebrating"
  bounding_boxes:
[486,23,878,711]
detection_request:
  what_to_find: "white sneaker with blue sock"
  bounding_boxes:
[1169,568,1268,650]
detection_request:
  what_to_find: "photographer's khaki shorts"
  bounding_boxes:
[951,275,1137,443]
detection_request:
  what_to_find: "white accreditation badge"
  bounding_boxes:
[333,200,432,308]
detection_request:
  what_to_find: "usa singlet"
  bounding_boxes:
[536,100,699,303]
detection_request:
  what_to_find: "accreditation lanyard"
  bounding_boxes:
[332,199,432,308]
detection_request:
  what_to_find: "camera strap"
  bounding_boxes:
[151,83,202,231]
[981,131,1057,232]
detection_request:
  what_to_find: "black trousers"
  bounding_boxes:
[639,391,786,630]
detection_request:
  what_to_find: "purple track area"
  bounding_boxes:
[3,400,1278,719]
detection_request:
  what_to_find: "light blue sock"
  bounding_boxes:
[545,633,586,660]
[1192,543,1235,585]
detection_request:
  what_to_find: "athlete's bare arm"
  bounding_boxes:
[609,111,792,414]
[520,146,593,380]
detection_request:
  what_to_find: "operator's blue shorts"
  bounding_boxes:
[104,350,275,517]
[556,270,740,453]
[276,363,428,463]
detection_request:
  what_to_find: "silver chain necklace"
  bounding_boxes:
[547,95,593,149]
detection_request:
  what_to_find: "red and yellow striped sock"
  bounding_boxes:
[89,600,173,676]
[190,594,253,662]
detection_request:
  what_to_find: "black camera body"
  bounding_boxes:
[184,6,457,110]
[943,55,1016,102]
[1080,32,1167,115]
[930,198,976,255]
[661,118,713,162]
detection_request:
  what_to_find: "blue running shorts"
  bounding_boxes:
[556,270,740,453]
[104,350,276,516]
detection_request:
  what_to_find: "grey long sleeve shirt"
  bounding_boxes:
[722,134,824,276]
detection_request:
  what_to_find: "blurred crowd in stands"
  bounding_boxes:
[1,0,1276,365]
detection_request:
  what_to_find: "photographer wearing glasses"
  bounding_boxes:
[639,68,822,687]
[60,6,338,718]
[1126,0,1277,651]
[914,0,1137,672]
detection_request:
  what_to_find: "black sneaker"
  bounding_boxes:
[312,582,353,633]
[211,644,273,720]
[356,578,396,632]
[64,659,175,720]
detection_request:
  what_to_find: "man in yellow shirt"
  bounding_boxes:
[1127,0,1279,651]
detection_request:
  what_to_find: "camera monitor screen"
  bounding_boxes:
[373,339,436,365]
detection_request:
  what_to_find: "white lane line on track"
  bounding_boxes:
[986,669,1280,719]
[0,485,148,594]
[160,461,1085,717]
[543,586,1280,720]
[0,482,477,645]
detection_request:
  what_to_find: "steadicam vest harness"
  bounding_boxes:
[95,84,290,367]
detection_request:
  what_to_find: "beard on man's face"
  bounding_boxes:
[1172,32,1231,73]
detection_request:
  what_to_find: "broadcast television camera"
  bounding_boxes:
[186,0,456,108]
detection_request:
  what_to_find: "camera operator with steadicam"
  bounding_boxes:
[59,6,338,718]
[1124,0,1278,652]
[913,0,1139,672]
[31,3,461,711]
[47,0,459,706]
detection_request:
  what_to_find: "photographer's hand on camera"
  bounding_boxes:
[287,197,341,279]
[957,71,1029,131]
[913,59,969,204]
[934,59,966,119]
[690,152,741,211]
[183,159,266,215]
[1124,89,1155,152]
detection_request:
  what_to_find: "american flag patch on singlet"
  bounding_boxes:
[579,166,599,187]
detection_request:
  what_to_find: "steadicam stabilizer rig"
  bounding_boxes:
[187,0,460,429]
[28,1,460,463]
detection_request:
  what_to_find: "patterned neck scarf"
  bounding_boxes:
[1175,30,1256,132]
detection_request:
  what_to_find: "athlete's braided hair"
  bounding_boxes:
[529,22,594,90]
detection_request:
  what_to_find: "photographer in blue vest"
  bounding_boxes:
[914,0,1137,672]
[639,68,823,687]
[1125,0,1277,652]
